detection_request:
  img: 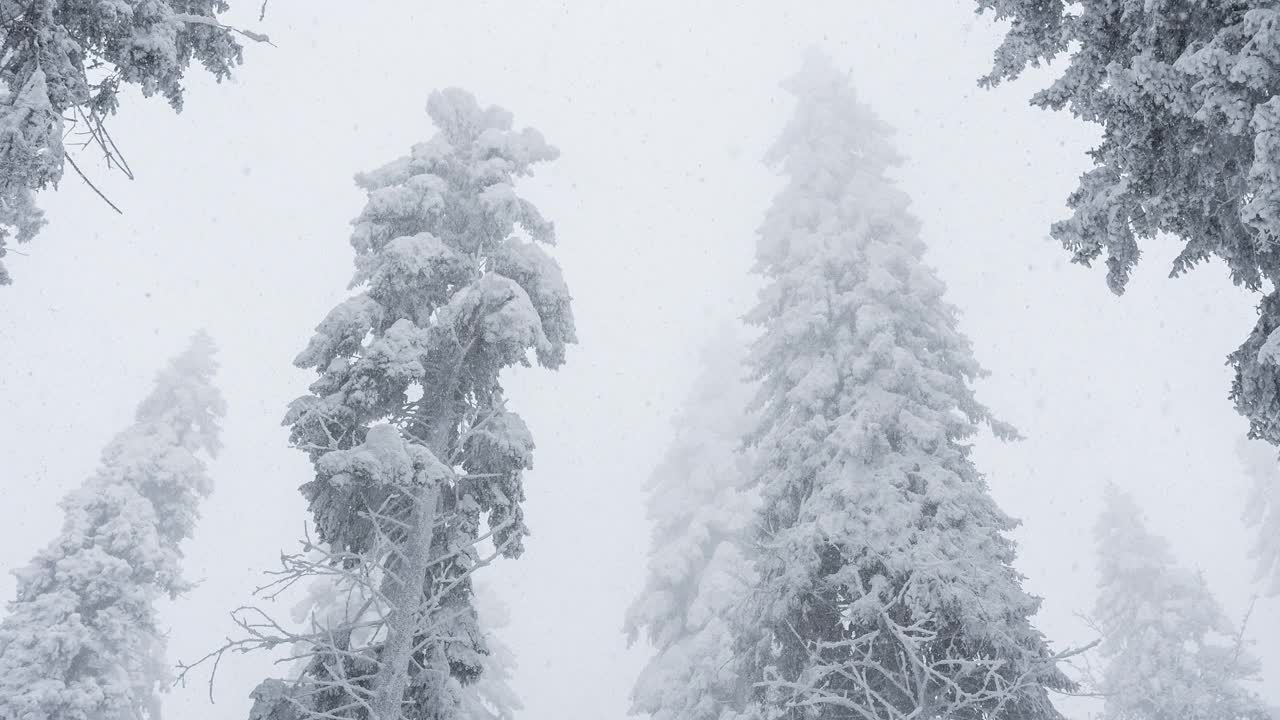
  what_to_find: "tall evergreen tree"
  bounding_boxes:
[734,50,1071,720]
[0,0,253,285]
[974,1,1280,449]
[1091,484,1269,720]
[625,326,759,720]
[239,87,574,720]
[0,332,225,720]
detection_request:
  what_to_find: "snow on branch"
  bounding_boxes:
[756,573,1094,720]
[171,13,275,46]
[176,502,518,719]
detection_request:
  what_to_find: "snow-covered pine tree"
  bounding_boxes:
[733,50,1071,720]
[1092,484,1269,720]
[0,0,249,285]
[625,326,758,720]
[974,1,1280,450]
[1235,437,1280,596]
[241,87,574,720]
[0,332,225,720]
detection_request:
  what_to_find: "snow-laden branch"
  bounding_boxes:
[171,13,274,46]
[755,573,1094,720]
[176,502,519,719]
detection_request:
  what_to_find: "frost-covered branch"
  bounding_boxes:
[177,509,519,712]
[756,573,1082,720]
[171,13,274,47]
[975,0,1280,449]
[0,0,248,284]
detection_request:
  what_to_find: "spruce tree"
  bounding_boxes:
[0,332,225,720]
[241,87,574,720]
[625,326,758,720]
[734,50,1071,720]
[1092,485,1269,720]
[974,1,1280,449]
[0,0,250,285]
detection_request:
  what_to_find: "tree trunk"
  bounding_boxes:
[367,345,464,720]
[368,476,441,720]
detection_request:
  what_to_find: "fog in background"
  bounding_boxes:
[0,2,1275,718]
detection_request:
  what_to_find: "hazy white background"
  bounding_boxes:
[0,1,1275,718]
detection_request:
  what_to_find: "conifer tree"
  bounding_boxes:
[1092,485,1269,720]
[233,87,574,720]
[0,0,253,285]
[625,326,758,720]
[734,50,1071,720]
[0,332,225,720]
[974,1,1280,448]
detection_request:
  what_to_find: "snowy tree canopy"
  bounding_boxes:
[1091,485,1269,720]
[975,1,1280,447]
[733,49,1070,720]
[625,325,759,720]
[0,332,225,720]
[0,0,247,285]
[243,87,574,720]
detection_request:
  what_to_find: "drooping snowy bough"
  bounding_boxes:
[625,326,759,720]
[974,2,1280,453]
[0,0,250,285]
[0,333,225,720]
[216,88,573,720]
[1091,485,1269,720]
[732,51,1074,720]
[288,574,522,720]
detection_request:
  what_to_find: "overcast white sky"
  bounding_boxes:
[0,2,1276,719]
